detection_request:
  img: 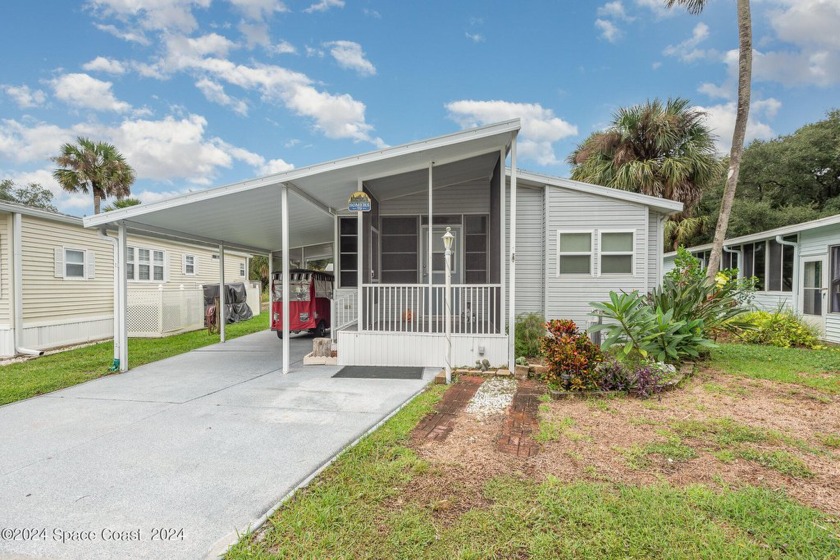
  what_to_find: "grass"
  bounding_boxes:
[0,316,268,406]
[710,343,840,394]
[735,449,814,479]
[227,385,840,559]
[817,433,840,449]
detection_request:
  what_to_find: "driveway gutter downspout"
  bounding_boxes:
[98,228,121,370]
[12,213,44,357]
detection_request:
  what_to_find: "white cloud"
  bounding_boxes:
[769,0,840,50]
[93,23,150,45]
[82,56,127,74]
[163,33,237,71]
[445,100,578,166]
[324,41,376,76]
[664,22,714,62]
[695,98,782,154]
[49,73,131,113]
[259,158,294,175]
[634,0,674,19]
[598,1,633,21]
[304,0,344,13]
[273,40,296,54]
[0,120,76,163]
[465,32,485,43]
[595,18,622,43]
[2,84,47,108]
[363,8,381,19]
[227,0,288,20]
[305,46,324,57]
[87,0,211,33]
[238,21,271,49]
[195,78,249,115]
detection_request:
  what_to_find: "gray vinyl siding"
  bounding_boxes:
[378,180,491,215]
[799,224,840,343]
[545,187,649,329]
[504,183,544,316]
[0,214,11,325]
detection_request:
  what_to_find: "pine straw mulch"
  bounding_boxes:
[406,366,840,518]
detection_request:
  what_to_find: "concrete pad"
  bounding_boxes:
[0,332,433,560]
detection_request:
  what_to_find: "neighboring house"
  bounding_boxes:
[663,214,840,342]
[85,119,682,372]
[0,201,254,357]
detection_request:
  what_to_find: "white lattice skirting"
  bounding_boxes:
[127,287,205,338]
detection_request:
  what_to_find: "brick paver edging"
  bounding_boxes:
[413,376,484,441]
[496,381,544,458]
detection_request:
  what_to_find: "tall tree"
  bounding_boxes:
[667,0,752,279]
[0,179,58,212]
[52,137,135,215]
[568,97,721,217]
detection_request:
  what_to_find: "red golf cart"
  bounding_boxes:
[271,269,333,338]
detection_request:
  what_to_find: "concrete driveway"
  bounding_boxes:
[0,330,434,559]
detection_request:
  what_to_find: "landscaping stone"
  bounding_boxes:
[496,368,512,377]
[514,364,530,380]
[530,364,549,377]
[466,377,517,418]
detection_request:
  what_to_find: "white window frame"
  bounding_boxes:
[127,246,167,283]
[60,247,93,280]
[556,230,594,277]
[239,262,246,277]
[183,254,197,276]
[598,230,635,276]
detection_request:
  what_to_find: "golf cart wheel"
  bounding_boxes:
[314,320,327,338]
[276,330,283,339]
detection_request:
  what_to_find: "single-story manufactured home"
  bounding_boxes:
[663,214,840,343]
[0,201,255,358]
[84,119,682,373]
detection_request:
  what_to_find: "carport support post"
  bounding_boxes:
[356,178,363,331]
[219,244,226,343]
[507,133,518,370]
[117,222,128,372]
[267,251,273,329]
[281,185,291,374]
[331,213,338,343]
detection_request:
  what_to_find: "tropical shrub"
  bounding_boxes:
[515,312,545,358]
[593,357,632,391]
[739,308,822,349]
[590,291,714,363]
[629,363,666,399]
[656,247,755,337]
[539,319,603,391]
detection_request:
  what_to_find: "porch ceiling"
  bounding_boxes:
[83,120,519,253]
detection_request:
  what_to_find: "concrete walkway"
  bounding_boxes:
[0,330,434,559]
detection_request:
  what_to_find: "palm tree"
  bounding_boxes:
[52,137,136,215]
[568,97,722,217]
[667,0,752,279]
[103,197,141,212]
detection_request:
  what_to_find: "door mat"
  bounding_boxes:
[332,366,424,380]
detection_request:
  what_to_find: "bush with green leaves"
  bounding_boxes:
[515,312,545,358]
[590,291,715,363]
[539,319,603,391]
[739,308,822,349]
[658,247,755,337]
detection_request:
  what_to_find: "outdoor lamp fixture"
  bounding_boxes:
[442,227,454,384]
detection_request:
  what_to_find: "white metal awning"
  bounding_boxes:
[83,120,521,253]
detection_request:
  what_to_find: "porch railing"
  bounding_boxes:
[361,284,501,334]
[333,291,358,331]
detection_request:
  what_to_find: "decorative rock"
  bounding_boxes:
[531,364,550,376]
[514,364,530,380]
[496,368,512,377]
[434,369,448,384]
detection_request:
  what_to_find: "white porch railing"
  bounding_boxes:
[361,284,501,334]
[333,291,358,331]
[127,286,205,337]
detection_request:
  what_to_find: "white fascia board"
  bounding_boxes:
[0,201,84,226]
[83,119,521,229]
[514,170,684,214]
[668,214,840,256]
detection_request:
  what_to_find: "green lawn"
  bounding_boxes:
[0,316,268,406]
[710,343,840,394]
[226,381,840,560]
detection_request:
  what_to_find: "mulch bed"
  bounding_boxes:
[413,375,484,441]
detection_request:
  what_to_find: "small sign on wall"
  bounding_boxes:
[348,191,371,212]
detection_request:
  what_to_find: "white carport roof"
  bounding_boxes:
[84,120,521,253]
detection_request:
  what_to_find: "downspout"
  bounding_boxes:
[98,228,121,371]
[722,245,742,278]
[12,213,44,356]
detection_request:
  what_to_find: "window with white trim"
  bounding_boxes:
[183,254,196,275]
[556,232,592,275]
[54,247,95,280]
[127,246,166,282]
[600,232,634,274]
[240,262,246,277]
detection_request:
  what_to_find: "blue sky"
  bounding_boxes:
[1,0,839,216]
